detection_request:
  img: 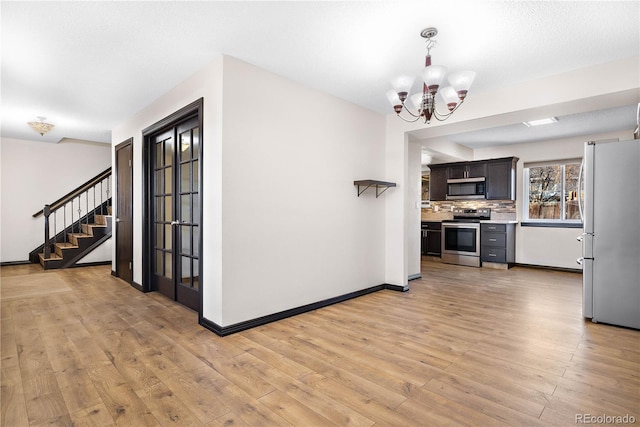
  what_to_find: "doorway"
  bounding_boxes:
[115,138,133,284]
[143,99,203,312]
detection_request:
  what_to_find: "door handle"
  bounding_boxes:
[576,236,583,242]
[115,218,121,223]
[170,220,179,225]
[576,257,583,265]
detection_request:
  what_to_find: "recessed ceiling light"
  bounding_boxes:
[523,117,559,127]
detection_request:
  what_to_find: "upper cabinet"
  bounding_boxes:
[428,165,448,201]
[448,162,486,179]
[486,157,518,200]
[428,156,519,201]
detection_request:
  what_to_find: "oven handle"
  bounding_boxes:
[442,222,481,230]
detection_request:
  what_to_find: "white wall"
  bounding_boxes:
[112,55,387,328]
[474,129,634,269]
[219,57,386,325]
[0,137,112,263]
[407,141,422,278]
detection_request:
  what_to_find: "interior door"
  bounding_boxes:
[115,139,133,284]
[150,117,200,310]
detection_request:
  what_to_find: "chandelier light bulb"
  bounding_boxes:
[391,75,415,101]
[386,90,403,114]
[439,86,460,110]
[421,65,447,93]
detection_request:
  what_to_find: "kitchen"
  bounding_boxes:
[421,156,518,269]
[413,130,640,330]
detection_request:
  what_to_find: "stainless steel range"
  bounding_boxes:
[441,208,491,267]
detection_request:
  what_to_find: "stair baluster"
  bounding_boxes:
[85,190,89,228]
[53,211,57,247]
[100,181,104,215]
[70,199,74,235]
[106,176,111,213]
[63,205,67,244]
[77,196,81,235]
[43,204,51,259]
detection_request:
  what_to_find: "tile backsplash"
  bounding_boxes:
[422,200,517,221]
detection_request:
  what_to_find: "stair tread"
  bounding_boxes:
[39,253,63,261]
[55,242,78,249]
[68,233,91,237]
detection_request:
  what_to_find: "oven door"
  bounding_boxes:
[442,222,480,256]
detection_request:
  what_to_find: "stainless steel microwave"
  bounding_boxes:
[446,177,486,200]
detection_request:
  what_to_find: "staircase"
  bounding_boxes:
[29,168,113,270]
[37,211,112,270]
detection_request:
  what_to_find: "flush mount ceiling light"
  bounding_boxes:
[27,116,55,136]
[523,117,559,127]
[387,27,476,124]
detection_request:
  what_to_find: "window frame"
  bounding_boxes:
[522,159,584,228]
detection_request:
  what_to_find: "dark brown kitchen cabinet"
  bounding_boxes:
[428,165,448,201]
[481,223,515,266]
[486,157,518,200]
[448,162,486,179]
[421,222,441,256]
[428,156,518,201]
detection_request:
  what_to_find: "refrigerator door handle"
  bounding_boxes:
[577,158,585,222]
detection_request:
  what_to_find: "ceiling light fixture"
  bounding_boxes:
[27,116,55,136]
[387,27,475,124]
[522,117,559,127]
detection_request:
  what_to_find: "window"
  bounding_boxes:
[523,160,583,226]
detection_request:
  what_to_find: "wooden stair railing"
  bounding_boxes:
[31,168,113,269]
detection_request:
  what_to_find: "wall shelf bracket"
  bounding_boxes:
[354,180,397,198]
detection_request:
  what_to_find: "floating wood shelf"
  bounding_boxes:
[354,180,396,198]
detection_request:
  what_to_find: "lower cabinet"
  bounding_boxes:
[421,222,442,257]
[481,223,515,265]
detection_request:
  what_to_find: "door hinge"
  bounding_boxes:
[128,159,132,167]
[129,262,132,270]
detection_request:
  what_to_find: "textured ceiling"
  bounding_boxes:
[1,1,639,146]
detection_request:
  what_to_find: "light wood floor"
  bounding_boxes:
[1,261,638,426]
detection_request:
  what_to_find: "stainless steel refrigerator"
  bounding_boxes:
[579,139,640,329]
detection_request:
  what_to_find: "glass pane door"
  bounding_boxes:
[150,116,200,311]
[175,120,200,309]
[152,129,176,300]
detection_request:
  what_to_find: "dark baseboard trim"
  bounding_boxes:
[130,281,144,292]
[0,260,33,266]
[72,261,112,268]
[200,284,389,337]
[515,263,582,274]
[111,270,117,277]
[408,273,421,282]
[384,283,410,292]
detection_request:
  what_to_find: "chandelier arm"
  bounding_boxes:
[431,99,465,121]
[395,112,424,123]
[399,101,422,118]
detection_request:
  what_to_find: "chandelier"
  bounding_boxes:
[386,27,475,124]
[27,116,55,136]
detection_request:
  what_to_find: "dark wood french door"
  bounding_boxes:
[150,116,200,311]
[115,139,133,284]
